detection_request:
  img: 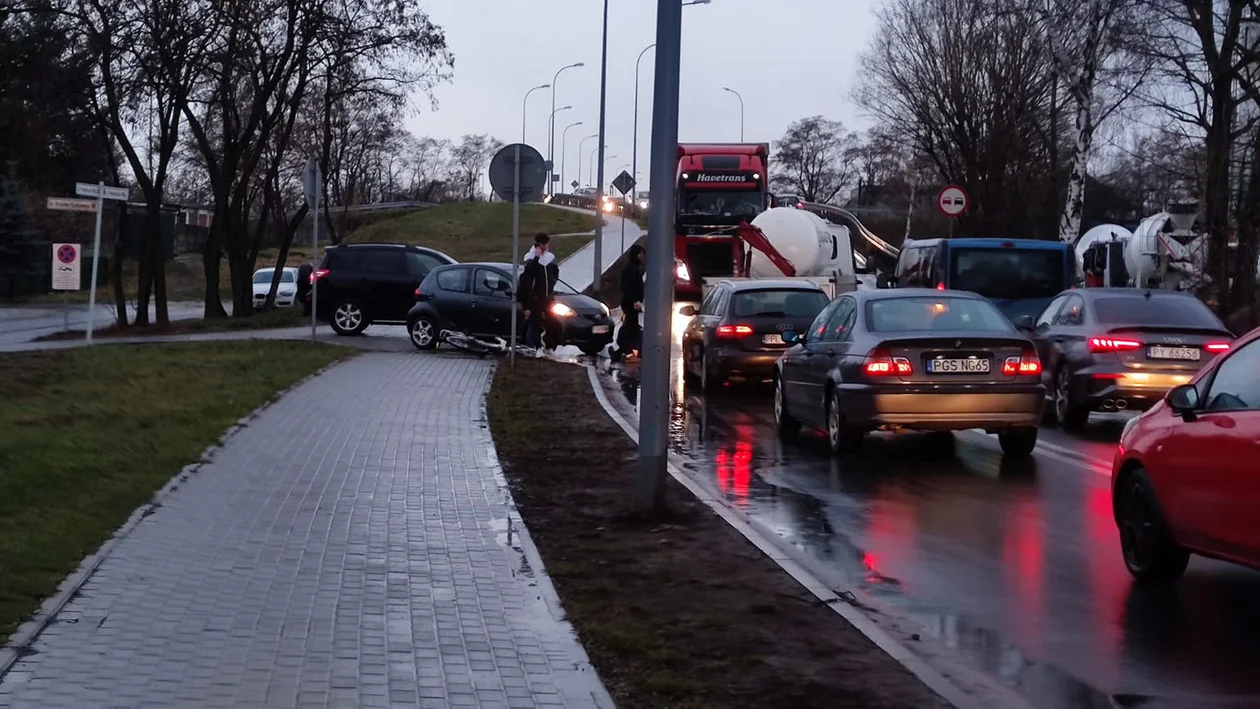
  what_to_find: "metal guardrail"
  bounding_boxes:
[549,193,648,221]
[329,201,436,213]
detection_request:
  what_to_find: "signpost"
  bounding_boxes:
[488,143,547,366]
[51,243,80,331]
[70,182,128,343]
[303,157,322,343]
[570,180,579,191]
[47,197,97,213]
[612,170,637,254]
[936,185,968,238]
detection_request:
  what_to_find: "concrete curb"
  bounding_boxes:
[479,367,617,708]
[582,363,987,709]
[0,355,357,682]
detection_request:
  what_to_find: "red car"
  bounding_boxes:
[1112,324,1260,582]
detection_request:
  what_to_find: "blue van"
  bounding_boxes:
[884,238,1080,324]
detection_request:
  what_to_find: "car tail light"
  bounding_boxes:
[865,348,913,376]
[716,324,753,338]
[1003,352,1042,376]
[1205,342,1230,352]
[936,283,945,291]
[310,268,329,284]
[414,287,422,299]
[1088,336,1142,353]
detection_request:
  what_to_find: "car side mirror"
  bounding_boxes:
[679,305,697,316]
[1167,384,1199,418]
[876,273,894,289]
[781,330,800,345]
[1014,314,1035,331]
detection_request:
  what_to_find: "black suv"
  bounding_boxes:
[312,243,455,335]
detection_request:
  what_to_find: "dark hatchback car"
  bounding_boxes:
[406,262,614,354]
[1019,288,1235,430]
[312,243,455,335]
[775,289,1045,457]
[679,279,831,390]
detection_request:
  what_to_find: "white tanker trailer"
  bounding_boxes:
[703,207,868,299]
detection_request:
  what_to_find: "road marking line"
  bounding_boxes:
[585,364,1023,709]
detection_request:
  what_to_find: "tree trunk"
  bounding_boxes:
[1204,72,1237,316]
[1057,100,1095,244]
[134,210,154,327]
[112,204,129,329]
[202,207,228,318]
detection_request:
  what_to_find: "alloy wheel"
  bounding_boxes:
[1055,369,1071,422]
[411,319,434,348]
[334,303,363,332]
[1120,479,1155,570]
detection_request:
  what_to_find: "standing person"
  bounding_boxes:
[518,233,559,356]
[611,244,645,361]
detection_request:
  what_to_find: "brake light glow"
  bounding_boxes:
[1089,336,1142,353]
[1003,353,1042,376]
[865,349,913,376]
[414,287,422,298]
[716,324,753,338]
[310,268,329,284]
[1205,342,1231,352]
[936,283,945,291]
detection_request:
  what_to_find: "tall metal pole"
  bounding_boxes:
[521,83,549,144]
[548,63,584,197]
[578,133,597,188]
[510,144,521,366]
[628,43,655,259]
[561,121,583,194]
[723,87,744,141]
[637,0,683,516]
[593,0,610,292]
[310,187,319,342]
[86,182,104,344]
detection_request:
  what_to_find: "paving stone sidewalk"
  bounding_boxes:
[0,354,612,709]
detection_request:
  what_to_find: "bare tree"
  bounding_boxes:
[772,116,859,204]
[449,134,501,201]
[855,0,1060,237]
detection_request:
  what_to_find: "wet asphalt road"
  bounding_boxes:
[603,306,1260,709]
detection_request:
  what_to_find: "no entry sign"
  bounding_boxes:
[937,184,969,218]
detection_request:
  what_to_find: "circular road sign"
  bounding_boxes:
[488,143,547,203]
[937,184,969,218]
[57,244,78,264]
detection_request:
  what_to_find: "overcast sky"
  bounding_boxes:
[407,0,880,192]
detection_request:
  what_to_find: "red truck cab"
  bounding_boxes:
[673,143,769,300]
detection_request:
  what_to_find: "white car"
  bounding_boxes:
[252,267,299,308]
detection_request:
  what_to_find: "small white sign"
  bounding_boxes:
[75,182,129,201]
[52,243,81,291]
[47,197,98,213]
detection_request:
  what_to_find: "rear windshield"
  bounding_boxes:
[730,289,828,318]
[867,296,1013,332]
[1095,296,1224,328]
[252,270,294,284]
[950,247,1065,299]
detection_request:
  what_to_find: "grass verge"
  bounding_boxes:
[486,361,951,709]
[350,202,601,262]
[33,306,308,342]
[0,340,349,643]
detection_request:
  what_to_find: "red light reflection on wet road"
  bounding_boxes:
[1003,496,1044,656]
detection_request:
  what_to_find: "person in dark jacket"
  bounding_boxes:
[517,233,560,353]
[611,244,645,361]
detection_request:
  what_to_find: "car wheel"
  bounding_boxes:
[1117,468,1190,583]
[1053,367,1088,431]
[409,316,438,351]
[774,376,801,439]
[826,388,862,456]
[579,344,604,356]
[330,300,368,336]
[699,349,719,392]
[997,426,1038,457]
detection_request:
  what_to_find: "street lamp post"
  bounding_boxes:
[549,106,573,172]
[548,62,584,196]
[592,0,613,291]
[520,83,550,143]
[560,121,583,194]
[636,0,684,516]
[577,133,597,188]
[588,146,610,189]
[723,87,744,141]
[626,42,655,259]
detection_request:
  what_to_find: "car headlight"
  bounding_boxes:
[599,302,609,317]
[550,302,576,317]
[675,260,691,282]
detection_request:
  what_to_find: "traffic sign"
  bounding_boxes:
[570,180,579,190]
[75,182,129,201]
[611,170,636,195]
[51,243,81,291]
[937,184,968,218]
[302,156,322,208]
[47,197,97,213]
[488,143,547,203]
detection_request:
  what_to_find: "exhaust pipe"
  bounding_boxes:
[1114,398,1129,410]
[1101,399,1116,411]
